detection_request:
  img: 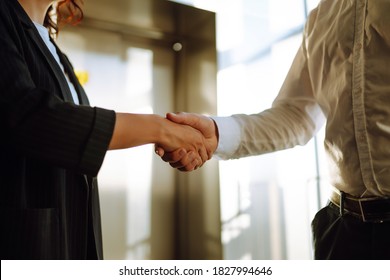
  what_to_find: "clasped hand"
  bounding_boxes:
[156,112,218,172]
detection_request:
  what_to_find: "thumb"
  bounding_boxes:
[166,112,198,127]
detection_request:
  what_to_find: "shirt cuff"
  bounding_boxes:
[210,116,241,160]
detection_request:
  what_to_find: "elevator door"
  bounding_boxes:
[58,25,177,260]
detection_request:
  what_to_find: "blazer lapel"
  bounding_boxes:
[53,42,90,106]
[12,0,74,103]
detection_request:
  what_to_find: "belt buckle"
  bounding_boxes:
[358,199,369,222]
[358,198,389,223]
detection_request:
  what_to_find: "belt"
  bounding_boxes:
[330,191,390,223]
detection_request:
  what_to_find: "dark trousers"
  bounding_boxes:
[311,202,390,259]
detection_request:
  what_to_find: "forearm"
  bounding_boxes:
[108,113,164,150]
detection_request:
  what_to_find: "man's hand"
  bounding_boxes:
[156,112,219,171]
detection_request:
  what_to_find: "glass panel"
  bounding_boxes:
[306,0,322,13]
[172,0,325,260]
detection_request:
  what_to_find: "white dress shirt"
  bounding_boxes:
[213,0,390,198]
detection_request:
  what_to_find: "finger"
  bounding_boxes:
[161,148,185,162]
[169,151,198,169]
[197,146,208,165]
[178,157,200,172]
[154,145,165,157]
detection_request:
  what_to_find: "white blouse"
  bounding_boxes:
[33,22,80,105]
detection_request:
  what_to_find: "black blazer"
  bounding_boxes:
[0,0,116,259]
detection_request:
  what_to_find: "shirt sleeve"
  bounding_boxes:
[212,11,325,160]
[211,116,241,159]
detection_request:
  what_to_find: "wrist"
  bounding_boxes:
[154,115,173,148]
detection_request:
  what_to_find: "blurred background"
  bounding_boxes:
[58,0,329,260]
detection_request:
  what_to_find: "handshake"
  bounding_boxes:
[155,112,219,172]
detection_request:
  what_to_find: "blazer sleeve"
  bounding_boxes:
[0,2,116,177]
